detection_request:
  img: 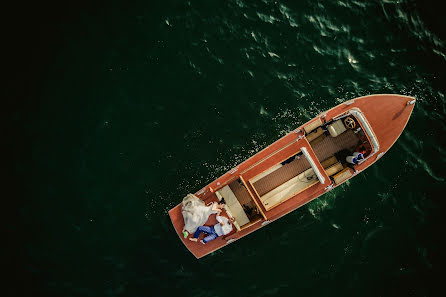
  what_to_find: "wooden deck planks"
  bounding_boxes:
[252,155,311,197]
[310,129,359,162]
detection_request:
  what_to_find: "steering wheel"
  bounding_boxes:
[344,117,356,129]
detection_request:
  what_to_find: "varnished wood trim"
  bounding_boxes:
[240,217,263,230]
[240,175,267,220]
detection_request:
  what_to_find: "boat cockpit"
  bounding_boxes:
[304,108,378,185]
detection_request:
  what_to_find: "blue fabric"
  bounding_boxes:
[193,225,219,243]
[352,153,364,164]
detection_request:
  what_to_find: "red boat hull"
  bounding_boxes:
[169,94,415,258]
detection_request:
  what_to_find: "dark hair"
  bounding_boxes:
[218,198,226,205]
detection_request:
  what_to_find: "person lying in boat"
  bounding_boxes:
[181,194,226,236]
[189,215,235,244]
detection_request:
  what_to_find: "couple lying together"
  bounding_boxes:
[181,194,234,244]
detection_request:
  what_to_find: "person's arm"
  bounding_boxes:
[211,202,222,213]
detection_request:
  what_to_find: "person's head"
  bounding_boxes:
[217,198,226,209]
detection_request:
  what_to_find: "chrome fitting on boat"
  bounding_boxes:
[407,99,416,105]
[261,220,271,226]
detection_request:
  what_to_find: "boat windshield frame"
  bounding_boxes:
[301,147,325,184]
[332,107,379,163]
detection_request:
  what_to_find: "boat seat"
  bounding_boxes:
[304,118,323,134]
[216,186,250,229]
[320,156,338,169]
[306,127,324,142]
[333,167,353,184]
[327,120,347,137]
[309,134,326,146]
[325,162,344,176]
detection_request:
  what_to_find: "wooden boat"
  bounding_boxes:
[169,94,416,258]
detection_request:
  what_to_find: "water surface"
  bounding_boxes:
[10,0,445,296]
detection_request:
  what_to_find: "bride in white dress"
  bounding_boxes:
[181,194,226,234]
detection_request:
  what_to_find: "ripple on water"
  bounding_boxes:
[307,190,338,220]
[361,225,388,257]
[400,132,444,182]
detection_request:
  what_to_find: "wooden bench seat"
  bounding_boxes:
[306,127,325,142]
[319,156,344,177]
[304,118,323,134]
[325,162,344,176]
[320,156,338,168]
[333,168,353,184]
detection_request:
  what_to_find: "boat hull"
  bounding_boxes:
[169,94,416,258]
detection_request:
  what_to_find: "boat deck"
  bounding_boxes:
[310,129,359,162]
[252,155,311,197]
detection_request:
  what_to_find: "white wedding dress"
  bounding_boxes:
[181,194,218,233]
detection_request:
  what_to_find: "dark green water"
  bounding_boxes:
[8,0,445,296]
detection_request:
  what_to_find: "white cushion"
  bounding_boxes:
[328,120,347,137]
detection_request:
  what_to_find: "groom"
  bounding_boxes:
[189,215,235,244]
